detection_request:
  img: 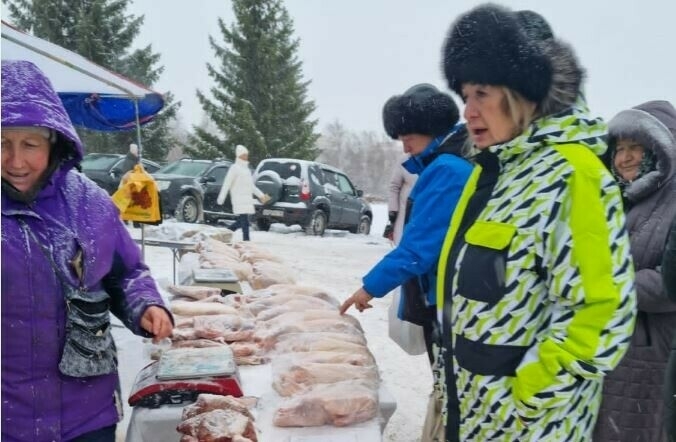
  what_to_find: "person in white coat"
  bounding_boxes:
[387,153,418,244]
[217,145,269,240]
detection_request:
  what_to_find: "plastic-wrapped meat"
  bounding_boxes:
[167,285,222,301]
[260,310,363,332]
[238,248,284,264]
[272,333,369,355]
[182,394,257,420]
[193,315,255,342]
[171,339,228,348]
[176,408,257,441]
[275,332,366,348]
[171,300,242,317]
[171,327,200,341]
[262,284,340,307]
[197,238,242,260]
[274,351,375,367]
[255,319,364,349]
[199,253,253,281]
[247,294,336,316]
[255,302,337,321]
[247,260,296,289]
[273,381,378,427]
[273,362,379,396]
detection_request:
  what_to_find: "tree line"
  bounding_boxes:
[3,0,402,198]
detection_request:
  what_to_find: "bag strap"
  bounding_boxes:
[17,218,76,290]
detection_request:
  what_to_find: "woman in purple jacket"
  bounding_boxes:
[1,60,174,441]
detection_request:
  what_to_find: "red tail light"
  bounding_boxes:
[300,179,311,201]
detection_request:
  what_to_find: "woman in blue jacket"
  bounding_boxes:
[340,83,473,363]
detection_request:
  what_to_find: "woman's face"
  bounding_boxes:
[1,130,51,193]
[613,139,645,182]
[399,133,433,156]
[462,84,518,150]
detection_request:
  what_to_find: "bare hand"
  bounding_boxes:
[340,287,374,314]
[140,306,174,343]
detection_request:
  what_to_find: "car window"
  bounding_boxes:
[141,160,160,173]
[336,173,356,195]
[156,160,210,176]
[258,161,301,180]
[207,166,228,183]
[81,155,121,171]
[308,165,322,187]
[321,169,340,193]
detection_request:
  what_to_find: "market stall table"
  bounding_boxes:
[125,363,396,442]
[134,238,197,284]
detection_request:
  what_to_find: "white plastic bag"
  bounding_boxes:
[388,289,427,355]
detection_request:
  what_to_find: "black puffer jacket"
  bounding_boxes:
[594,101,676,442]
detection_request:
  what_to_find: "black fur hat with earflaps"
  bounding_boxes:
[442,3,584,116]
[382,83,460,140]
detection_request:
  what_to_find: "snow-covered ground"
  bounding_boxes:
[113,203,432,442]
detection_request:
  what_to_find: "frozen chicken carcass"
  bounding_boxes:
[246,293,337,316]
[273,351,375,368]
[170,300,242,317]
[273,381,378,428]
[260,310,363,332]
[247,260,296,289]
[261,283,340,307]
[167,285,222,301]
[177,408,257,441]
[255,319,364,349]
[272,362,380,396]
[272,333,369,355]
[182,394,257,420]
[254,302,337,321]
[193,315,255,342]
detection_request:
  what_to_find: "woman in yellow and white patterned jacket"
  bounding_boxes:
[436,5,637,441]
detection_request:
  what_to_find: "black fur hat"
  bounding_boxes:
[442,3,553,104]
[382,83,459,139]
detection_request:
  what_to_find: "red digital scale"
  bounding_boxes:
[128,346,243,408]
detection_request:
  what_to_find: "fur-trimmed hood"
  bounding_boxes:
[442,3,584,117]
[607,100,676,202]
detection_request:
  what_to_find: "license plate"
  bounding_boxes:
[262,209,284,217]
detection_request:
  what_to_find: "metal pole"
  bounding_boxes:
[134,99,146,260]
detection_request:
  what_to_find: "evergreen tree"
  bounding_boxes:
[189,0,319,166]
[4,0,179,163]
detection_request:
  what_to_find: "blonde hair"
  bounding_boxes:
[500,87,538,135]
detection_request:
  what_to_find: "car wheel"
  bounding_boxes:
[305,210,327,236]
[175,194,200,223]
[256,217,271,232]
[357,215,371,235]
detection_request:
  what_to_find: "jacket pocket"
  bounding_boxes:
[457,221,516,305]
[59,288,117,378]
[454,334,529,377]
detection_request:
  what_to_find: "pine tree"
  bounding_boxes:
[4,0,179,163]
[189,0,319,166]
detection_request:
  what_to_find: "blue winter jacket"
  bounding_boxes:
[362,125,472,309]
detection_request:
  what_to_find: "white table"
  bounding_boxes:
[125,364,396,442]
[134,238,197,284]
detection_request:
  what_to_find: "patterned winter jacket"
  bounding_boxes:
[1,60,170,441]
[436,100,637,441]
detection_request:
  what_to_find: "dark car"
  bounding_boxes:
[253,158,372,236]
[81,153,161,195]
[152,158,236,224]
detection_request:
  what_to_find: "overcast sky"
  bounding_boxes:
[129,0,676,135]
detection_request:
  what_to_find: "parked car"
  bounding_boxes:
[81,153,161,195]
[252,158,372,236]
[152,158,236,223]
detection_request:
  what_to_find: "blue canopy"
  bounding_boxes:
[2,20,165,132]
[59,92,165,131]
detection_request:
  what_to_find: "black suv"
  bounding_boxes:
[253,158,372,236]
[81,153,161,195]
[152,158,237,224]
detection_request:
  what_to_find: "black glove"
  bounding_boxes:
[388,211,398,223]
[383,222,394,241]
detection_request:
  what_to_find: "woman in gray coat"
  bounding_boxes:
[594,101,676,442]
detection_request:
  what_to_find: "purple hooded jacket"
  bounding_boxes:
[1,60,169,441]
